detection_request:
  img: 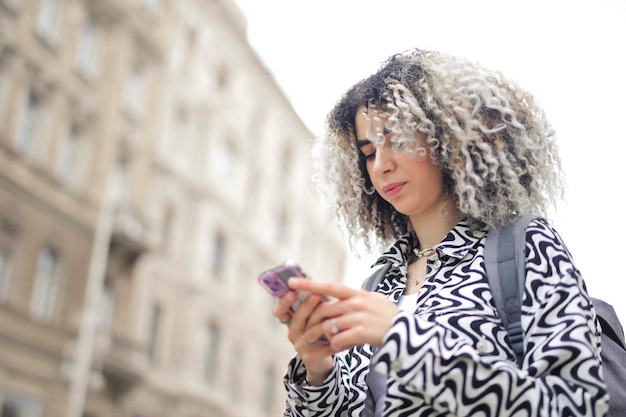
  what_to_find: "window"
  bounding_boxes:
[122,63,144,115]
[211,232,225,277]
[182,29,196,68]
[171,27,196,69]
[56,122,88,187]
[244,173,259,216]
[37,0,62,41]
[0,391,43,417]
[0,219,17,303]
[30,246,60,321]
[14,90,40,156]
[0,249,12,302]
[95,281,114,331]
[0,0,20,13]
[0,61,8,122]
[213,140,234,180]
[114,156,131,207]
[203,323,219,381]
[137,0,159,11]
[147,304,161,362]
[160,206,174,255]
[171,106,188,152]
[74,16,99,75]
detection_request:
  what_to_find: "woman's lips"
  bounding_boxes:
[383,182,406,198]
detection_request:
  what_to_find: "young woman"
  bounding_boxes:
[273,48,608,416]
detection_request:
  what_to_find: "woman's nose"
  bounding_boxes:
[371,146,394,174]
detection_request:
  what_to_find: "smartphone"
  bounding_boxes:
[258,261,330,344]
[258,260,311,313]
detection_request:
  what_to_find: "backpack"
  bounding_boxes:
[361,215,626,416]
[484,215,626,417]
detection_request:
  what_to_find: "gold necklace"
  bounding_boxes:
[413,247,436,259]
[409,247,436,286]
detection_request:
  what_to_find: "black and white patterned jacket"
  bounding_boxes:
[282,218,609,416]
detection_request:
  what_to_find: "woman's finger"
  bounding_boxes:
[306,288,376,327]
[304,315,361,352]
[288,278,358,301]
[310,292,399,348]
[285,293,326,345]
[272,290,297,322]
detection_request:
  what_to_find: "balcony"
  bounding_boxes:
[94,331,147,399]
[107,206,149,276]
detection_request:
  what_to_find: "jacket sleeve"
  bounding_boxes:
[370,219,609,416]
[282,351,352,417]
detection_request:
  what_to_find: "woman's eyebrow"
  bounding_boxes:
[356,139,371,149]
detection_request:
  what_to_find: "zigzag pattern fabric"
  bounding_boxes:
[282,218,608,416]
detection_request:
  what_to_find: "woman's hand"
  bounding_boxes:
[288,278,399,352]
[272,289,335,385]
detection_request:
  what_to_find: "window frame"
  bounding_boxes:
[30,245,61,322]
[36,0,63,43]
[0,391,44,417]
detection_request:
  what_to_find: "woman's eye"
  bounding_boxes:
[357,140,376,161]
[363,149,376,160]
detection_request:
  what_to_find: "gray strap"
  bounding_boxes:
[361,263,392,292]
[485,224,504,317]
[485,215,537,365]
[361,262,392,416]
[498,219,524,362]
[592,297,626,350]
[362,378,376,417]
[511,215,537,308]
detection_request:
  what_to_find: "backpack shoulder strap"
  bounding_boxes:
[361,262,392,292]
[484,215,538,365]
[591,297,626,350]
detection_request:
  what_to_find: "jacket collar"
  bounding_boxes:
[372,218,487,268]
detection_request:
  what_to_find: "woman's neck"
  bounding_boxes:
[410,205,462,249]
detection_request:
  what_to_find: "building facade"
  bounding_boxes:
[0,1,346,417]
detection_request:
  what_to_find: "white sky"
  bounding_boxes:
[234,0,626,322]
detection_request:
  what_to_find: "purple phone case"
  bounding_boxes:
[257,264,304,298]
[257,262,330,344]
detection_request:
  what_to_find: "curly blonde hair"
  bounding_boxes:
[313,48,565,255]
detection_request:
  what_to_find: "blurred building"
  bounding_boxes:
[0,1,346,417]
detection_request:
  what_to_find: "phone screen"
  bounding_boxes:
[258,263,304,297]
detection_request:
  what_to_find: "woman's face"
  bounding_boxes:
[355,107,448,222]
